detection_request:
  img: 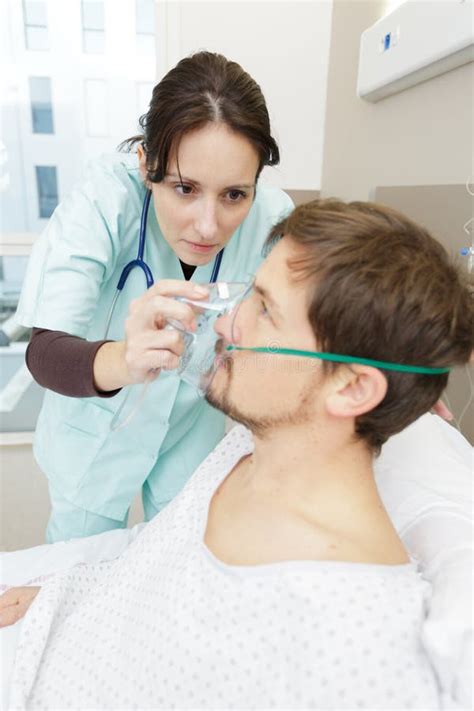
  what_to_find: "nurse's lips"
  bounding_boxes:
[184,240,218,254]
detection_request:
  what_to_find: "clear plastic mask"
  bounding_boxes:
[168,282,251,395]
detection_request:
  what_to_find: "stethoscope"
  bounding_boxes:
[105,189,226,430]
[104,189,225,338]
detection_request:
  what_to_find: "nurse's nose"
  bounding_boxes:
[194,198,219,242]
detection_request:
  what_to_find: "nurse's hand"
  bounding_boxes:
[0,586,41,627]
[93,280,209,391]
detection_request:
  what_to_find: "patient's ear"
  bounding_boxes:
[325,365,387,418]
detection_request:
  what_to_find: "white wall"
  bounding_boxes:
[320,0,473,200]
[156,0,333,190]
[320,0,474,444]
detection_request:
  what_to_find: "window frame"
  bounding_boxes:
[22,0,49,51]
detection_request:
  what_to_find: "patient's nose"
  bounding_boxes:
[214,310,240,344]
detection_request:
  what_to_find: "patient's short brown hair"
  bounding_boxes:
[267,199,473,452]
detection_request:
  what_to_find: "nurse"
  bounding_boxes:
[17,51,293,543]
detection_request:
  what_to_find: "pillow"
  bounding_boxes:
[375,414,473,708]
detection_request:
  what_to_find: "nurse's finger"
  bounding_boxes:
[131,295,199,332]
[127,327,187,359]
[123,329,187,383]
[146,279,209,301]
[131,349,180,374]
[152,351,180,372]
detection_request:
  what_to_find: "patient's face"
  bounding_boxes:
[206,238,324,436]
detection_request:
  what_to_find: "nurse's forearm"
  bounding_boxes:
[26,328,122,398]
[92,341,134,392]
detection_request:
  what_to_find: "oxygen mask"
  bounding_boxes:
[168,281,251,395]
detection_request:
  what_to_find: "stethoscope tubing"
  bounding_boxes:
[106,189,225,429]
[117,190,154,291]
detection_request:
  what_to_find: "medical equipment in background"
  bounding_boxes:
[104,190,224,338]
[443,236,474,434]
[460,240,474,285]
[357,0,474,102]
[110,282,249,430]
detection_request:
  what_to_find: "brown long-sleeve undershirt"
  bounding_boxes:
[26,261,196,398]
[26,328,120,398]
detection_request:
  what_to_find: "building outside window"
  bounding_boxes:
[1,0,158,434]
[23,0,49,51]
[35,166,58,219]
[29,77,54,134]
[136,0,155,54]
[81,0,105,53]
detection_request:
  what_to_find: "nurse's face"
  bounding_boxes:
[139,123,260,266]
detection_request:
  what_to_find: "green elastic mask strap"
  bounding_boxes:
[225,346,450,375]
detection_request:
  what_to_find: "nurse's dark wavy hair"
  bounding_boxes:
[119,51,280,182]
[266,199,474,453]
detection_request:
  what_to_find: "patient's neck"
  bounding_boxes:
[246,420,376,517]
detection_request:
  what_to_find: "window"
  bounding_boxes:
[29,77,54,134]
[81,0,105,54]
[35,166,58,219]
[136,0,155,54]
[84,79,109,136]
[22,0,49,51]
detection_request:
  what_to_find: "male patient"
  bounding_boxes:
[1,199,472,709]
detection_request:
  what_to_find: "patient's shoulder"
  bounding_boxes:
[319,518,410,566]
[327,535,410,566]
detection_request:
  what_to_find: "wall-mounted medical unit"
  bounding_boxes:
[357,0,474,102]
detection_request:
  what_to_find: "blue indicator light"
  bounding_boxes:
[384,32,391,51]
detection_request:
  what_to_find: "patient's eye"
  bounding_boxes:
[258,298,270,318]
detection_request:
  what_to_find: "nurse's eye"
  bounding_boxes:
[175,183,194,196]
[225,189,247,203]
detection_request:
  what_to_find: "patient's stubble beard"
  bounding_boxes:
[205,353,317,439]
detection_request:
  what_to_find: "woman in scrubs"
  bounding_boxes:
[17,51,293,542]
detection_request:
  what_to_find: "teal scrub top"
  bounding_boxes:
[16,154,294,519]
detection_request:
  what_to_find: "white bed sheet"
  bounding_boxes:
[0,523,146,709]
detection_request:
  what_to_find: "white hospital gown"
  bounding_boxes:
[9,425,441,710]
